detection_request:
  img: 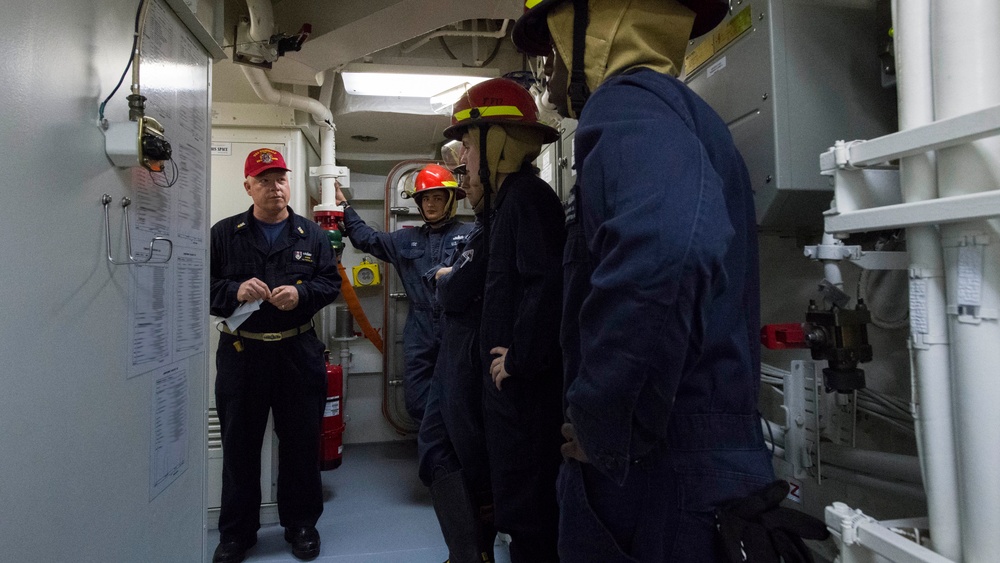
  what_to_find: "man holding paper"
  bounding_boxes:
[209,147,341,563]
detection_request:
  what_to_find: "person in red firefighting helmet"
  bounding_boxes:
[513,1,828,561]
[335,164,472,428]
[439,77,565,563]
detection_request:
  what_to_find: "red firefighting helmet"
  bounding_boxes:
[413,163,465,201]
[443,77,559,143]
[412,163,465,222]
[512,0,730,57]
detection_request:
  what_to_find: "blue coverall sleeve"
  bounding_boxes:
[209,224,241,318]
[342,205,401,264]
[566,92,735,484]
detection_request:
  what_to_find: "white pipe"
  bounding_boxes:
[893,1,962,558]
[244,0,275,43]
[240,65,338,207]
[241,66,333,126]
[821,444,923,485]
[339,343,351,424]
[401,19,510,55]
[931,1,1000,561]
[820,231,845,291]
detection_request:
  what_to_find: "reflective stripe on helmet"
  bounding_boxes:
[525,0,544,8]
[453,105,525,123]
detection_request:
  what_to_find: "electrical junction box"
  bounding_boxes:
[683,0,897,230]
[352,257,381,287]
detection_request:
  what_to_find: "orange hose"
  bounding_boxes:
[337,260,384,354]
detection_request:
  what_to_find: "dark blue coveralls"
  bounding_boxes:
[417,214,491,494]
[210,206,341,545]
[341,206,472,423]
[558,68,775,562]
[417,214,496,560]
[480,167,565,563]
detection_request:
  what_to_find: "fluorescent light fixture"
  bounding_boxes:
[340,63,497,98]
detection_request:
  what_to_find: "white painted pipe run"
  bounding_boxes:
[401,19,510,55]
[892,0,962,559]
[245,0,275,43]
[820,232,845,292]
[241,65,338,208]
[339,343,351,423]
[241,0,339,209]
[932,1,1000,561]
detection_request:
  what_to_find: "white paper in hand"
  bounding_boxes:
[225,299,262,331]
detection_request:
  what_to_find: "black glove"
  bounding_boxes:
[715,480,830,563]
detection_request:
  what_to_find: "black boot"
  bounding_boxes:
[474,492,497,563]
[431,470,494,563]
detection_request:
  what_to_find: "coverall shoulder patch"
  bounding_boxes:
[564,186,578,226]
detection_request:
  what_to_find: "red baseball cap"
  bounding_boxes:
[244,148,291,177]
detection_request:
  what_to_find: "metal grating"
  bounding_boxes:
[208,407,222,450]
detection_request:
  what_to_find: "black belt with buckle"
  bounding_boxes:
[219,321,314,342]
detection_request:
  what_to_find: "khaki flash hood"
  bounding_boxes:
[467,124,546,212]
[547,0,696,98]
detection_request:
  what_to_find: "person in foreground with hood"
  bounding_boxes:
[514,1,828,561]
[443,77,566,563]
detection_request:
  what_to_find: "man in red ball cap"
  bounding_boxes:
[209,147,340,563]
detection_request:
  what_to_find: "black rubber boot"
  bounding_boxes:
[474,493,497,563]
[431,470,494,563]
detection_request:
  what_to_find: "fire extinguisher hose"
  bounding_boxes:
[337,260,384,354]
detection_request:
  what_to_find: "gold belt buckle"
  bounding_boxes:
[262,332,282,342]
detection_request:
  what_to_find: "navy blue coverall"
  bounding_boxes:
[417,214,491,496]
[341,206,472,423]
[210,206,341,545]
[480,166,565,562]
[558,69,775,562]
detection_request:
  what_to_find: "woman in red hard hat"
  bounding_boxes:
[335,163,472,428]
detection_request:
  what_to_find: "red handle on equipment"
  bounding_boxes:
[760,323,808,350]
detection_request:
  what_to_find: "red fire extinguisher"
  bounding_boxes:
[321,351,345,470]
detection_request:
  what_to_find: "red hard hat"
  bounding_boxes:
[443,78,559,143]
[512,0,729,57]
[413,163,465,200]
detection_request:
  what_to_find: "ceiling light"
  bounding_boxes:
[340,63,497,98]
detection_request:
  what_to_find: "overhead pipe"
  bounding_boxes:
[931,1,1000,561]
[239,0,339,208]
[244,0,275,44]
[401,19,510,55]
[241,64,343,239]
[892,1,962,558]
